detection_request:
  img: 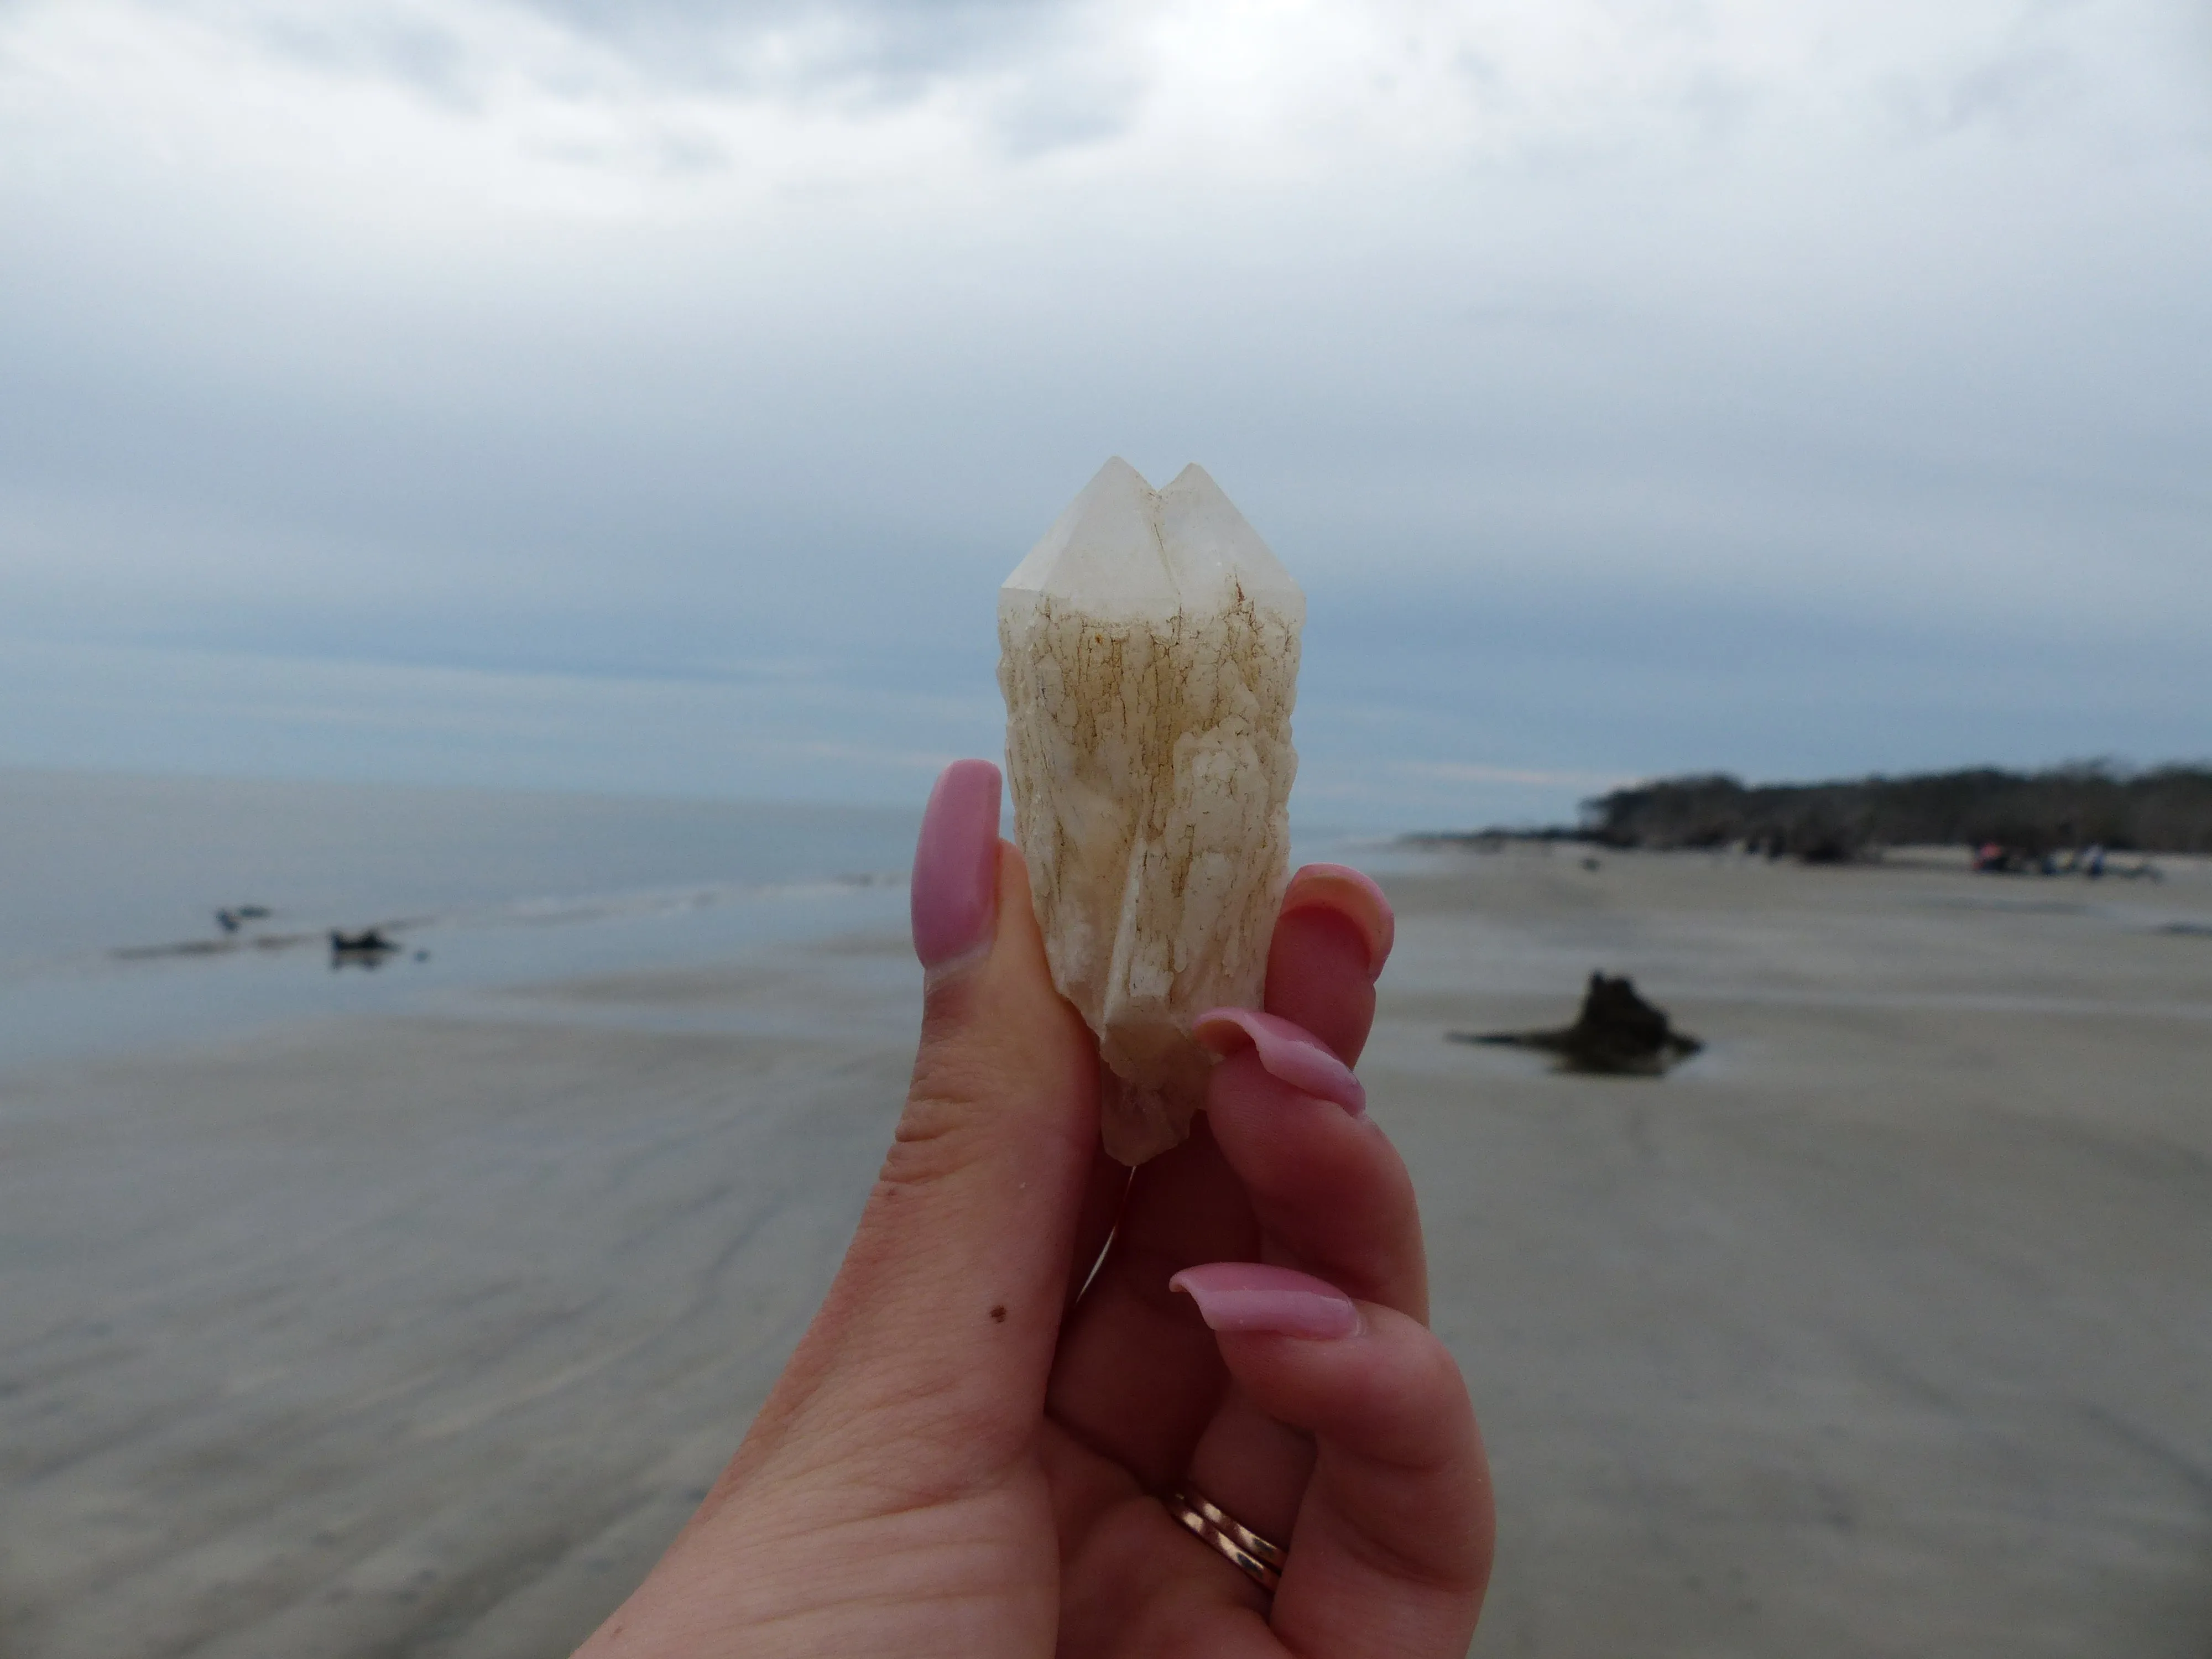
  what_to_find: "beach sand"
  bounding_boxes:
[3,851,2208,1656]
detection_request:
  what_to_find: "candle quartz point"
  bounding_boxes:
[998,458,1304,1165]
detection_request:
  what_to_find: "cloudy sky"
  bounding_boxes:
[3,0,2207,827]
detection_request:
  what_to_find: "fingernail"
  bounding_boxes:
[1191,1007,1366,1116]
[1280,863,1394,982]
[911,760,1002,972]
[1170,1262,1361,1339]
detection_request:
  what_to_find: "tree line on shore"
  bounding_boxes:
[1571,763,2212,861]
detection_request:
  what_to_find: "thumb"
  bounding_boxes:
[747,760,1100,1490]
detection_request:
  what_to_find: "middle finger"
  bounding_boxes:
[1196,1023,1428,1321]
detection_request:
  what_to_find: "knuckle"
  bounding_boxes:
[882,1035,1016,1192]
[877,1089,989,1191]
[1337,1323,1471,1468]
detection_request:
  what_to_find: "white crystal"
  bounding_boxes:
[998,458,1303,1165]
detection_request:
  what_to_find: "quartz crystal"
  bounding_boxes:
[998,458,1303,1165]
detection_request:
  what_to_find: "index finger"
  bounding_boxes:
[1264,864,1394,1063]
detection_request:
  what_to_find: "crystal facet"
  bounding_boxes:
[998,458,1303,1165]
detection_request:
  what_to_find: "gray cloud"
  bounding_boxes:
[257,13,480,108]
[235,0,1137,156]
[2,0,2208,821]
[514,0,1072,83]
[320,0,1096,107]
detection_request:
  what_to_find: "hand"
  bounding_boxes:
[576,761,1493,1657]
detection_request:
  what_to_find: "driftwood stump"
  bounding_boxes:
[1453,972,1703,1074]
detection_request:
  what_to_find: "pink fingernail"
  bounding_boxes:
[1191,1008,1366,1117]
[1170,1262,1361,1339]
[1281,863,1395,982]
[911,760,1002,971]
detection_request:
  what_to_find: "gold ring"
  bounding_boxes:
[1165,1486,1287,1594]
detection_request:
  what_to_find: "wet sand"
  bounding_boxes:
[3,851,2208,1656]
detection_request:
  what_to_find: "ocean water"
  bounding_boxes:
[0,768,1405,1074]
[0,769,925,1072]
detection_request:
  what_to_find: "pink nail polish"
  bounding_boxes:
[1170,1262,1361,1339]
[1191,1008,1366,1116]
[911,760,1002,971]
[1281,863,1395,981]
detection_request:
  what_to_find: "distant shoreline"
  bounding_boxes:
[1406,761,2212,863]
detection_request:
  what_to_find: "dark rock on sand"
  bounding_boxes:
[1453,971,1704,1074]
